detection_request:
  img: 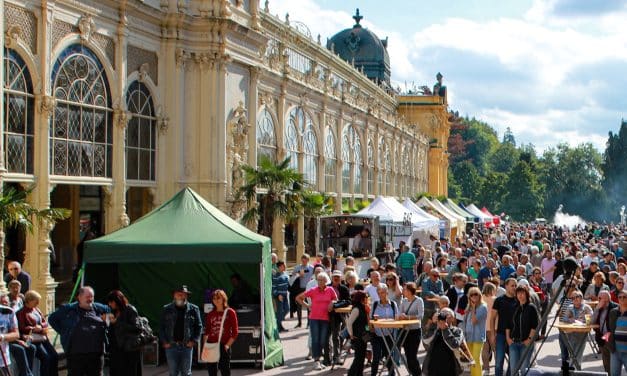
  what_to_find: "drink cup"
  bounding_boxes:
[373,314,380,321]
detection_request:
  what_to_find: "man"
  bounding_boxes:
[49,286,110,376]
[600,251,617,272]
[328,270,350,365]
[497,238,512,257]
[0,295,20,375]
[421,268,444,328]
[3,261,31,294]
[422,308,465,376]
[530,267,548,337]
[478,259,495,290]
[592,290,618,374]
[7,280,24,312]
[512,265,527,281]
[397,245,417,284]
[326,247,338,271]
[491,278,518,376]
[564,291,593,370]
[365,271,386,303]
[498,256,516,285]
[416,261,433,288]
[583,249,600,269]
[272,261,290,332]
[159,285,202,376]
[608,288,627,375]
[582,261,600,293]
[541,249,557,297]
[291,254,314,328]
[352,228,372,256]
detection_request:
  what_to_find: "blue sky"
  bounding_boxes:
[269,0,627,152]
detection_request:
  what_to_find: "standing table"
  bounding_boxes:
[555,323,599,369]
[371,319,422,375]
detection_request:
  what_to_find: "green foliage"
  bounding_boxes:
[602,121,627,221]
[451,161,483,199]
[0,185,71,231]
[239,155,306,236]
[501,161,544,221]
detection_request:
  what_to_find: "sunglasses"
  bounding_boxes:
[470,293,480,297]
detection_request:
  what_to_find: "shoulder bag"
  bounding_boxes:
[200,309,229,363]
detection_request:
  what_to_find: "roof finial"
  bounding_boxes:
[353,8,363,27]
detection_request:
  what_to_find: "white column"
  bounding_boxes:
[0,0,6,292]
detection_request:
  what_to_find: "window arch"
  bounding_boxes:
[341,124,362,195]
[51,45,112,177]
[3,49,34,174]
[324,128,336,191]
[126,81,156,182]
[284,107,318,186]
[256,107,277,163]
[378,137,390,195]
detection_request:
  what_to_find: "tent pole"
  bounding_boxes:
[260,262,266,371]
[53,262,86,346]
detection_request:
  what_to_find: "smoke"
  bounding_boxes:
[553,204,586,229]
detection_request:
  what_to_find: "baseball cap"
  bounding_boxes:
[332,270,343,277]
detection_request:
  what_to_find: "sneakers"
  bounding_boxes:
[306,351,313,360]
[314,361,325,370]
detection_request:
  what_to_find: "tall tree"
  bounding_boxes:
[501,161,544,222]
[502,126,516,146]
[451,161,482,201]
[602,121,627,220]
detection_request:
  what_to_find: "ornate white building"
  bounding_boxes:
[1,0,447,312]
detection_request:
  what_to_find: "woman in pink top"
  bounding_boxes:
[296,272,337,371]
[481,282,497,372]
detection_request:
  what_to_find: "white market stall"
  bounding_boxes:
[465,203,495,225]
[402,198,440,245]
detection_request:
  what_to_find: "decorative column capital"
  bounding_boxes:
[4,25,23,49]
[78,15,96,42]
[158,116,170,135]
[114,108,130,130]
[38,95,56,117]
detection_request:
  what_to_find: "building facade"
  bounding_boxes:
[1,0,449,312]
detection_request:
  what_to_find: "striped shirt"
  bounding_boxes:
[559,298,574,323]
[615,310,627,353]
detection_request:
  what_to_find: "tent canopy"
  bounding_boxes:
[481,206,501,225]
[357,196,409,224]
[443,199,476,222]
[465,204,494,224]
[428,198,467,230]
[85,187,270,264]
[401,198,440,228]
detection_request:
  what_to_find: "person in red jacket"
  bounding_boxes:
[16,290,58,376]
[203,289,239,376]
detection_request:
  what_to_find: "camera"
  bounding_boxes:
[437,312,448,321]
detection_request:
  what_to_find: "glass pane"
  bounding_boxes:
[140,119,151,149]
[139,149,151,180]
[53,140,67,175]
[127,117,139,147]
[81,109,94,141]
[93,144,106,177]
[68,142,81,175]
[126,148,138,180]
[81,143,94,176]
[6,134,24,172]
[68,105,81,140]
[7,96,25,133]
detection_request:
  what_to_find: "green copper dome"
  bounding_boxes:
[327,9,391,87]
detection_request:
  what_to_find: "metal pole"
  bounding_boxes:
[52,262,85,346]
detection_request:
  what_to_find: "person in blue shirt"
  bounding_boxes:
[478,259,495,290]
[498,255,516,285]
[272,261,290,332]
[421,269,444,328]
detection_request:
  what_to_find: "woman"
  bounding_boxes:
[400,282,424,376]
[370,286,399,376]
[346,291,369,376]
[436,255,450,273]
[385,272,403,307]
[584,271,610,301]
[462,286,487,376]
[506,286,539,375]
[296,272,337,371]
[611,277,625,303]
[482,282,497,372]
[105,290,142,376]
[16,290,58,376]
[344,271,361,294]
[204,289,239,376]
[468,260,481,283]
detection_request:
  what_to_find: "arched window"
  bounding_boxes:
[367,139,374,195]
[256,107,276,163]
[341,124,362,195]
[3,49,34,174]
[341,132,351,194]
[303,128,317,185]
[324,128,336,192]
[126,81,156,181]
[378,137,389,195]
[384,144,391,195]
[285,107,317,186]
[354,134,362,194]
[51,45,112,177]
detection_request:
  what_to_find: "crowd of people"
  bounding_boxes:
[271,223,627,375]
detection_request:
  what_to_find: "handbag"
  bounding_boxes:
[200,309,229,363]
[29,333,48,343]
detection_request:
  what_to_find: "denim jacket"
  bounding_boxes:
[462,303,487,342]
[159,302,203,344]
[48,302,110,353]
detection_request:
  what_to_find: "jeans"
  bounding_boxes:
[34,341,59,376]
[403,329,422,376]
[275,295,289,330]
[372,335,398,376]
[165,344,193,376]
[400,269,415,284]
[9,343,35,376]
[67,353,104,376]
[495,332,510,376]
[610,350,627,376]
[347,338,366,376]
[207,344,231,376]
[508,342,533,375]
[309,319,329,360]
[329,314,342,360]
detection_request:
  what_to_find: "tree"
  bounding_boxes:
[451,161,482,201]
[602,121,627,221]
[240,156,305,238]
[489,142,519,174]
[0,185,70,231]
[301,191,334,255]
[501,161,544,222]
[502,127,516,146]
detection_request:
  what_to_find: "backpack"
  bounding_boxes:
[121,315,157,351]
[371,300,397,319]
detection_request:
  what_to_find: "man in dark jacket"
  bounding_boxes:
[159,285,202,376]
[328,270,350,365]
[592,290,618,374]
[48,286,110,375]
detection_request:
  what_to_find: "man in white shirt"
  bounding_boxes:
[364,271,386,304]
[582,249,599,269]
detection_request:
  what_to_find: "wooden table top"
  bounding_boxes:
[371,319,422,329]
[555,323,599,333]
[584,300,599,308]
[334,306,353,314]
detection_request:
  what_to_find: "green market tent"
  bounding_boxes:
[83,187,283,369]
